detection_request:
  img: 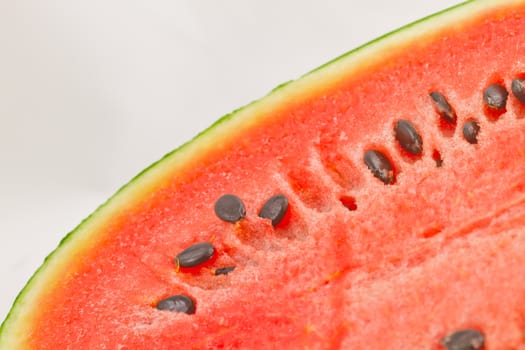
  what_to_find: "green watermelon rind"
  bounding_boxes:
[0,0,505,345]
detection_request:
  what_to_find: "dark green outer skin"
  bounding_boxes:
[0,0,475,336]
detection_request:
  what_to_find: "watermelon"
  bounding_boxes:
[3,0,525,348]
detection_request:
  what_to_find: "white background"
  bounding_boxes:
[0,1,461,323]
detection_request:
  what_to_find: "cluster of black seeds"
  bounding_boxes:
[154,193,289,314]
[152,75,524,346]
[360,76,525,347]
[365,76,525,184]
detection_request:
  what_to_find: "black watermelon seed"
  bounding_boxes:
[364,150,395,185]
[214,266,236,276]
[483,83,508,110]
[156,295,196,314]
[259,194,289,226]
[430,92,457,124]
[176,242,215,268]
[394,119,423,156]
[511,78,525,104]
[214,194,246,223]
[440,329,484,350]
[462,120,480,144]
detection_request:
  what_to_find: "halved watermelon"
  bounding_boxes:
[3,0,525,348]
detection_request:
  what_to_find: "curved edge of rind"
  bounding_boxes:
[305,1,472,77]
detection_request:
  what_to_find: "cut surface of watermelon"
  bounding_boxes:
[3,0,525,348]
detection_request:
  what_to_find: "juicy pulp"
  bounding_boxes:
[3,0,525,349]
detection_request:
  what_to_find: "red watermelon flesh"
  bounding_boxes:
[3,1,525,349]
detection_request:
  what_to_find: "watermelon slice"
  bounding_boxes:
[3,0,525,348]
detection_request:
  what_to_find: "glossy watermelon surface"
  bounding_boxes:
[3,1,525,349]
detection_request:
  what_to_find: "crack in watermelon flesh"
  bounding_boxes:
[3,0,525,349]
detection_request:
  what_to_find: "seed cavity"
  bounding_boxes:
[175,242,215,268]
[394,119,423,156]
[364,150,395,185]
[432,149,443,167]
[339,195,357,211]
[511,78,525,104]
[215,266,236,276]
[259,194,289,226]
[430,92,457,124]
[156,295,196,314]
[483,83,508,111]
[440,328,484,350]
[462,120,480,144]
[214,194,246,223]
